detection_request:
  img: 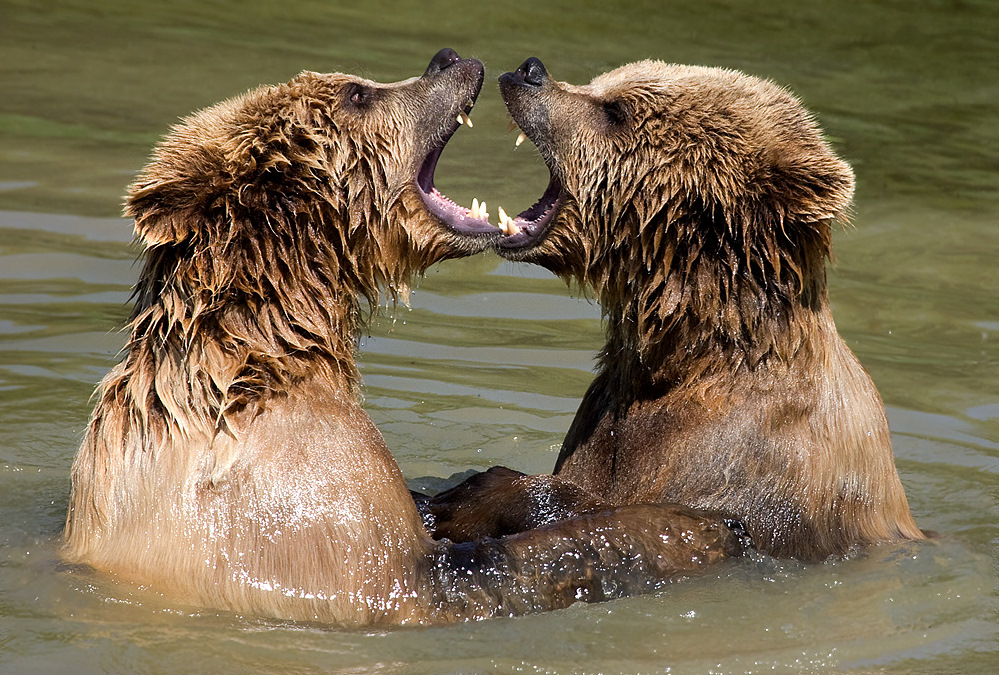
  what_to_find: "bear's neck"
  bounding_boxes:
[598,291,830,398]
[592,212,833,402]
[113,244,367,439]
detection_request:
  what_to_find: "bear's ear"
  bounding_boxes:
[767,146,855,225]
[126,178,198,246]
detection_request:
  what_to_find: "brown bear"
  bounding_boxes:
[62,49,749,626]
[428,58,924,562]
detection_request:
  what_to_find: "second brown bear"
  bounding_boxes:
[428,58,923,562]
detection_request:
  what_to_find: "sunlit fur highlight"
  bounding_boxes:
[502,61,923,560]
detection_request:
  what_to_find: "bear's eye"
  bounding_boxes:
[346,84,373,109]
[602,99,629,126]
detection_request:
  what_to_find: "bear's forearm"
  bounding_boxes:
[422,465,607,542]
[425,504,748,621]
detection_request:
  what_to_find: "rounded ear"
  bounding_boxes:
[124,116,234,247]
[769,146,855,224]
[125,178,200,246]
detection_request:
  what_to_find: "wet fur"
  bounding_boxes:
[486,61,923,560]
[64,59,747,626]
[421,466,605,541]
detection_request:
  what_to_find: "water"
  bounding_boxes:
[1,0,996,672]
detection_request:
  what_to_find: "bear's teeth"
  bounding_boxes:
[497,206,521,235]
[469,198,489,221]
[457,112,473,128]
[434,188,459,208]
[515,132,527,148]
[507,119,518,133]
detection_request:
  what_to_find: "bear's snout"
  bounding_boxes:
[425,48,462,76]
[501,57,548,89]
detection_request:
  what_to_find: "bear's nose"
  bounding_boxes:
[427,48,462,75]
[517,57,547,86]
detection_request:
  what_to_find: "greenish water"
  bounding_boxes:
[1,1,996,673]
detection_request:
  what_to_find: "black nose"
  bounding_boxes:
[518,57,547,86]
[427,48,461,75]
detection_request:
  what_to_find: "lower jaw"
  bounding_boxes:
[414,146,563,251]
[494,177,563,255]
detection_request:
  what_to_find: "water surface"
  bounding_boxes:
[1,1,996,673]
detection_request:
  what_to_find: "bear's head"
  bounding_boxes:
[114,50,498,419]
[126,49,496,313]
[494,58,855,362]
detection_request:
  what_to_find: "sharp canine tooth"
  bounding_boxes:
[498,206,521,236]
[515,132,527,148]
[480,201,488,220]
[471,198,480,219]
[507,119,517,133]
[465,115,473,128]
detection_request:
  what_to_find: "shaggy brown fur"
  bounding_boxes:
[63,50,748,626]
[430,58,923,561]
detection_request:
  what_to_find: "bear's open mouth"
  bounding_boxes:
[493,166,563,252]
[417,115,563,248]
[416,98,501,239]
